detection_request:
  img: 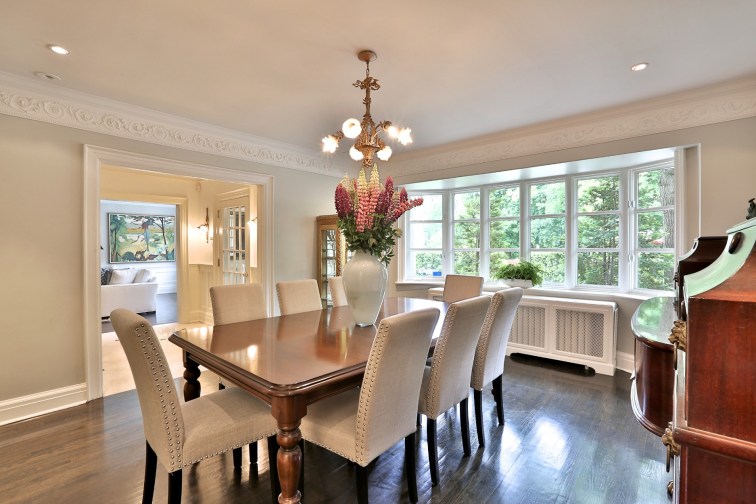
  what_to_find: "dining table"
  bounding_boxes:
[169,296,449,504]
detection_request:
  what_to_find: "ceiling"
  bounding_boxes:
[2,0,756,168]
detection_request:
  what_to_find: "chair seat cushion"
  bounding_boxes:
[300,387,361,464]
[180,387,277,468]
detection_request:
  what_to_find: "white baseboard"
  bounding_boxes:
[188,309,213,325]
[0,383,87,427]
[615,351,634,374]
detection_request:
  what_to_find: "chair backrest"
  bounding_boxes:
[328,276,348,307]
[210,283,267,324]
[442,274,484,303]
[276,279,323,315]
[354,307,440,465]
[421,295,491,418]
[110,308,185,473]
[471,288,523,390]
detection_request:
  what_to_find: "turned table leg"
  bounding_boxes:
[272,397,306,504]
[182,352,202,402]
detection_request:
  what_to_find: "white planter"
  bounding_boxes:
[502,279,533,288]
[342,250,388,326]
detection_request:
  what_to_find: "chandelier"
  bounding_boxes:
[322,50,412,168]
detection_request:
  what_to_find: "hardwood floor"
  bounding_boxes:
[0,356,671,504]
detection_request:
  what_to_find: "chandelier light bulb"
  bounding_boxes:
[322,135,338,153]
[398,128,413,145]
[342,118,362,139]
[377,145,392,161]
[349,146,364,161]
[387,125,399,138]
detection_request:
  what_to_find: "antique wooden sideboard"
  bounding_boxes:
[662,219,756,503]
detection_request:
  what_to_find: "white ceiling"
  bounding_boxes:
[2,0,756,165]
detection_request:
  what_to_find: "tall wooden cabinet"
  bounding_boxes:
[316,215,347,307]
[664,218,756,503]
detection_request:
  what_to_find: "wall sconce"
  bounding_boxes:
[197,207,210,243]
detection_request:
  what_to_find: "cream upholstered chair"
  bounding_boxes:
[328,276,348,307]
[470,287,523,447]
[442,274,484,303]
[209,283,268,467]
[210,283,267,324]
[300,307,441,504]
[110,309,278,504]
[418,295,491,486]
[276,279,323,315]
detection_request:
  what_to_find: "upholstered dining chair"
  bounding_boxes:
[276,279,323,314]
[210,282,267,324]
[442,274,484,303]
[328,275,348,307]
[300,307,441,504]
[418,295,491,486]
[470,287,523,447]
[110,308,279,504]
[209,282,268,467]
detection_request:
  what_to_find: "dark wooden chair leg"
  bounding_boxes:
[267,435,280,504]
[427,418,439,486]
[416,413,421,427]
[233,447,242,469]
[460,398,471,456]
[493,374,504,425]
[249,441,258,466]
[143,442,157,504]
[404,432,418,503]
[356,465,369,504]
[473,389,486,447]
[167,469,182,504]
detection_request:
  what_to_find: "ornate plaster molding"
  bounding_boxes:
[387,76,756,178]
[0,71,342,177]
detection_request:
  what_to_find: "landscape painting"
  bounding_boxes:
[108,213,176,263]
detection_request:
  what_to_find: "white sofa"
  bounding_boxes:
[101,267,159,318]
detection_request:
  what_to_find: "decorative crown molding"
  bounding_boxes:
[0,71,343,177]
[387,75,756,178]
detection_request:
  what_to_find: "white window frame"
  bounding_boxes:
[451,189,482,275]
[487,184,521,280]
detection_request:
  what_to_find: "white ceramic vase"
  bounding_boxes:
[342,250,388,327]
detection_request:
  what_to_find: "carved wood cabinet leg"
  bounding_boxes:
[182,352,201,401]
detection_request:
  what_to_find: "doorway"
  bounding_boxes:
[84,146,274,400]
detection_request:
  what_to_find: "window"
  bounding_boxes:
[488,185,520,279]
[575,175,621,287]
[404,159,677,294]
[453,191,480,275]
[406,193,444,278]
[632,166,675,290]
[529,181,566,284]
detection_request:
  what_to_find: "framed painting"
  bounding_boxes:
[108,213,176,263]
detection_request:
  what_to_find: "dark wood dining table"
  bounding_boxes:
[169,296,448,504]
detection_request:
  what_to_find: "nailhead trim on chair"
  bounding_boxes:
[354,321,390,466]
[471,294,502,388]
[422,304,458,419]
[135,322,184,471]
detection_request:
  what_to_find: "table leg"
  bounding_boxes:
[182,352,201,402]
[272,397,306,504]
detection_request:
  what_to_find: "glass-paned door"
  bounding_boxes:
[217,196,250,285]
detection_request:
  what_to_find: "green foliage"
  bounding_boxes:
[493,260,544,286]
[338,215,402,266]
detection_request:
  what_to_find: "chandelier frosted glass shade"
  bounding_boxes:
[321,50,413,169]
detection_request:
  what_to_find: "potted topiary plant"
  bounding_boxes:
[493,260,544,288]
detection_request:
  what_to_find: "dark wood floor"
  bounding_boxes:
[0,356,671,504]
[101,293,178,333]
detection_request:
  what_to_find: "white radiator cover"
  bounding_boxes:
[507,296,618,375]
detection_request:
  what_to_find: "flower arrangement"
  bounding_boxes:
[335,164,423,266]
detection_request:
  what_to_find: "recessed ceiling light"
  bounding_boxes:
[631,62,649,72]
[48,45,70,55]
[34,72,62,81]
